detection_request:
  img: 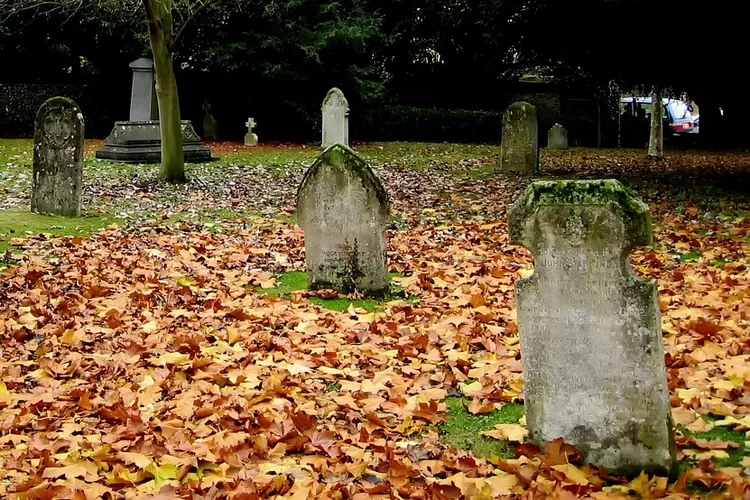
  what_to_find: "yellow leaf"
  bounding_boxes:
[149,352,190,366]
[60,328,84,346]
[676,387,701,401]
[0,382,9,401]
[460,380,484,397]
[141,320,159,334]
[551,463,590,485]
[485,473,519,495]
[481,424,528,443]
[118,451,152,469]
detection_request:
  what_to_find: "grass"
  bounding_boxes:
[680,415,748,469]
[438,397,525,459]
[0,207,112,253]
[256,270,413,312]
[357,142,502,170]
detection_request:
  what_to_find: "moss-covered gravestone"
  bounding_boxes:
[500,101,538,173]
[32,97,84,217]
[508,180,675,477]
[297,144,389,296]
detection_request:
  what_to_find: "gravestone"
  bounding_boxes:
[245,117,258,146]
[548,123,568,149]
[500,101,538,173]
[321,88,349,148]
[32,97,84,217]
[128,58,158,121]
[508,180,675,477]
[297,144,389,296]
[202,99,217,139]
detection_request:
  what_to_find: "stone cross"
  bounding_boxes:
[321,88,349,148]
[500,101,538,172]
[297,144,389,296]
[129,58,158,122]
[202,99,217,139]
[548,123,569,149]
[508,180,675,477]
[245,117,258,146]
[32,97,84,217]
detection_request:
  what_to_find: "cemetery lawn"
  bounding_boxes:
[1,139,750,497]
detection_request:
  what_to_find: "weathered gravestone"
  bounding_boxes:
[32,97,84,217]
[321,88,349,148]
[508,180,675,477]
[548,123,568,149]
[500,101,538,173]
[245,117,258,146]
[297,144,389,295]
[202,99,217,139]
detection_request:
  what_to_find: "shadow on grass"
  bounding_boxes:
[438,397,524,460]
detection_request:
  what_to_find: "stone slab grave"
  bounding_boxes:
[548,123,568,149]
[32,97,84,217]
[245,117,258,146]
[500,101,538,173]
[96,58,211,163]
[297,144,389,296]
[321,88,349,148]
[508,180,675,477]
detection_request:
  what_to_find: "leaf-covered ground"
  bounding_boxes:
[1,141,750,498]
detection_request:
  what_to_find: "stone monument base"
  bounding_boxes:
[95,121,213,163]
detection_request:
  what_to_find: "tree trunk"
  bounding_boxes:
[144,0,185,183]
[648,88,664,159]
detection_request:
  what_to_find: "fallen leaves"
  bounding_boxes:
[0,145,750,498]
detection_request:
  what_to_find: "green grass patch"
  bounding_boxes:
[0,207,112,253]
[678,249,703,263]
[681,418,748,469]
[256,270,414,312]
[438,397,525,459]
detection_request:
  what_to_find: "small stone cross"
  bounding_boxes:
[246,118,256,133]
[244,117,259,146]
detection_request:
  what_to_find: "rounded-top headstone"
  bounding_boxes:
[321,88,350,148]
[297,144,389,296]
[32,97,84,217]
[547,122,569,149]
[508,179,675,477]
[500,101,539,173]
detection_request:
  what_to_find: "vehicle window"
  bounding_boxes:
[668,101,690,121]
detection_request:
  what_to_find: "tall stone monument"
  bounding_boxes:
[297,144,389,296]
[96,58,211,163]
[128,57,159,121]
[548,123,569,149]
[321,88,349,148]
[500,101,538,173]
[508,180,676,477]
[32,97,84,217]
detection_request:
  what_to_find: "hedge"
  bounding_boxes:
[356,105,503,143]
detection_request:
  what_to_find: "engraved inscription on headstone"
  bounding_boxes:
[508,179,675,477]
[32,97,84,217]
[548,123,568,149]
[321,88,350,148]
[297,144,389,295]
[500,101,538,173]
